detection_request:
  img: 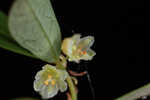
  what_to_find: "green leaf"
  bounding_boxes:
[0,34,37,59]
[9,0,61,63]
[115,83,150,100]
[0,11,12,39]
[0,11,38,59]
[10,97,39,100]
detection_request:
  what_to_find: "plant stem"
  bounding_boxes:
[66,75,77,100]
[56,58,77,100]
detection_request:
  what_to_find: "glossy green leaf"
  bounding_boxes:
[9,0,61,63]
[0,11,12,39]
[0,34,37,59]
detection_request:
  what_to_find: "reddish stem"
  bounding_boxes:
[69,70,87,76]
[66,92,72,100]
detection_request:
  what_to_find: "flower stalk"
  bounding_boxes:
[66,75,77,100]
[57,60,77,100]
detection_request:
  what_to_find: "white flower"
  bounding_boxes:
[62,34,96,63]
[33,64,68,99]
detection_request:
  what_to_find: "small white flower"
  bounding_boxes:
[61,34,96,63]
[33,64,68,99]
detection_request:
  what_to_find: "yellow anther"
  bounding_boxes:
[48,75,52,79]
[82,51,87,55]
[44,80,49,86]
[51,80,56,86]
[44,75,52,86]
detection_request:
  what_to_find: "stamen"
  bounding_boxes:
[82,51,87,55]
[48,75,52,79]
[51,80,56,86]
[44,80,49,86]
[44,75,52,86]
[78,48,87,55]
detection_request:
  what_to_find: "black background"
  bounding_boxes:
[0,0,146,100]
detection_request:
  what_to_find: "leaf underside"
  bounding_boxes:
[9,0,61,63]
[0,11,37,58]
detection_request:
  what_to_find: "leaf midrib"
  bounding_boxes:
[25,0,58,62]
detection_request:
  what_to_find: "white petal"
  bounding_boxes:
[58,80,67,92]
[72,34,81,44]
[77,36,94,50]
[57,70,68,80]
[40,84,58,99]
[33,80,44,92]
[35,70,44,80]
[80,49,96,60]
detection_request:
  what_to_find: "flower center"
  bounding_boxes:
[78,48,87,55]
[44,80,49,86]
[81,50,87,55]
[44,75,56,86]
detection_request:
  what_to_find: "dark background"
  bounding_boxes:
[0,0,146,100]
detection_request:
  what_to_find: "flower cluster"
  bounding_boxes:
[33,34,96,99]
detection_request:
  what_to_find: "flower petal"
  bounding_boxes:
[40,85,48,99]
[62,38,73,56]
[80,48,96,60]
[42,64,58,78]
[35,70,44,80]
[40,84,58,99]
[77,36,94,51]
[72,34,81,44]
[47,84,58,99]
[87,48,96,57]
[57,70,68,80]
[33,79,44,91]
[58,80,67,92]
[43,64,56,72]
